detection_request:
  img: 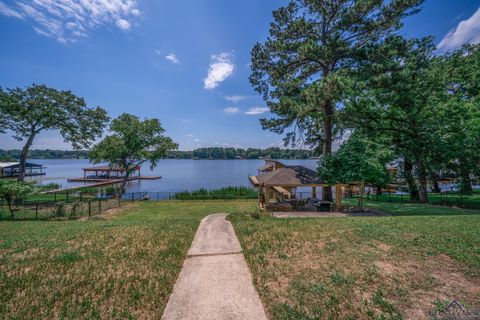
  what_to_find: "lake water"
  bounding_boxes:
[28,159,319,193]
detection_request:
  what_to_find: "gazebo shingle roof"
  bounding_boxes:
[255,165,325,186]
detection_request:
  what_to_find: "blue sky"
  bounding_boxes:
[0,0,479,151]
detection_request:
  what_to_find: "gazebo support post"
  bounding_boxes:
[265,186,270,208]
[335,185,342,211]
[258,185,263,208]
[312,186,317,199]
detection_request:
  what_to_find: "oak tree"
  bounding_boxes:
[1,84,108,181]
[89,114,178,196]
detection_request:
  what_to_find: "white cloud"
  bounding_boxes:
[116,19,130,30]
[165,53,180,64]
[438,7,480,51]
[0,0,140,43]
[186,134,194,137]
[245,106,269,115]
[223,107,240,114]
[203,52,235,90]
[0,2,23,18]
[225,95,250,103]
[194,138,200,142]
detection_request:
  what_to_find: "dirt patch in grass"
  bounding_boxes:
[374,261,395,274]
[77,202,139,221]
[230,213,480,320]
[376,242,392,252]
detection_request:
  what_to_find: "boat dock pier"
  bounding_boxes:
[67,176,161,183]
[50,165,162,193]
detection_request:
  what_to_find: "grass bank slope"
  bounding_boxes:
[0,200,257,319]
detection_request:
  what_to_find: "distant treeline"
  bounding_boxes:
[0,147,316,160]
[0,149,89,160]
[167,147,315,159]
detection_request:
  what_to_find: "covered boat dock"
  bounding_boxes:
[0,162,45,178]
[68,165,160,183]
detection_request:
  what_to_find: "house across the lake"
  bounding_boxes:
[0,162,46,178]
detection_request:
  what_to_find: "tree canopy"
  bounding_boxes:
[343,39,480,202]
[89,113,178,195]
[250,0,423,200]
[318,132,393,187]
[0,84,109,181]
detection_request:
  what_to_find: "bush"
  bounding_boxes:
[34,183,60,192]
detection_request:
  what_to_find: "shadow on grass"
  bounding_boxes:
[358,200,480,217]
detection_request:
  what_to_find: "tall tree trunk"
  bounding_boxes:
[458,162,473,194]
[403,159,419,202]
[7,198,14,219]
[415,156,429,203]
[17,132,36,182]
[322,101,333,202]
[376,185,382,196]
[430,171,441,193]
[118,173,130,199]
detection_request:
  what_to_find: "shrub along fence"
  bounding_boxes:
[122,187,258,201]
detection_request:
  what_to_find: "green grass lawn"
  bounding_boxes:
[0,200,257,319]
[2,199,479,320]
[229,204,480,319]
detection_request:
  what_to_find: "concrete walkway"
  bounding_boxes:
[161,213,267,320]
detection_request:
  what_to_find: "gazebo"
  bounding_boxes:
[249,161,344,211]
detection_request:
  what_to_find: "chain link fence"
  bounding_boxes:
[0,189,258,220]
[0,197,122,220]
[348,189,480,210]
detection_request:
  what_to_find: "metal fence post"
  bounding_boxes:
[99,199,101,213]
[35,203,38,220]
[132,193,134,202]
[88,201,91,217]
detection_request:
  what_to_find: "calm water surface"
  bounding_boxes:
[28,159,319,193]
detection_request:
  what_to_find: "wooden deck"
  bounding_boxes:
[42,175,163,193]
[67,175,161,182]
